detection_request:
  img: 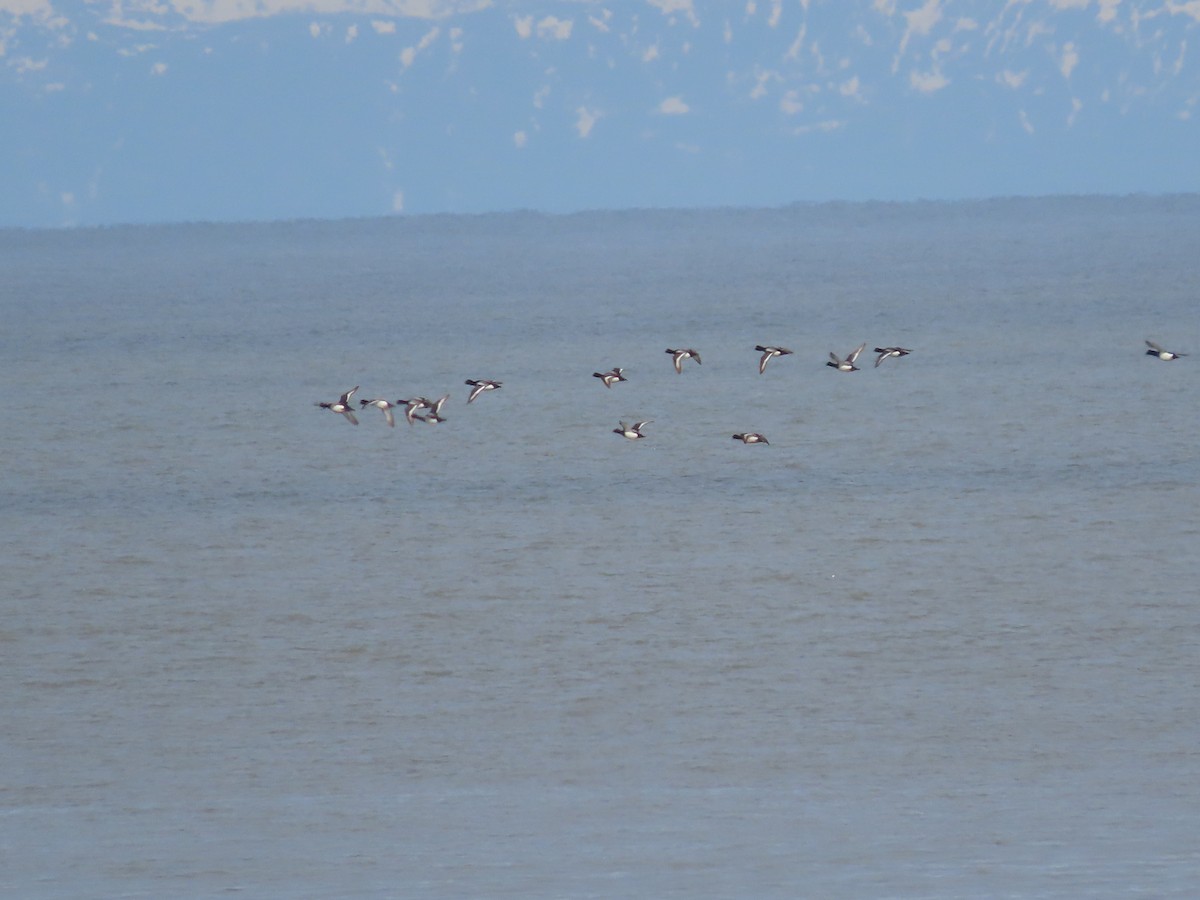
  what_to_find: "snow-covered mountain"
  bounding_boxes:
[3,1,1198,227]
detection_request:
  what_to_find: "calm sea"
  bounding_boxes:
[3,196,1199,898]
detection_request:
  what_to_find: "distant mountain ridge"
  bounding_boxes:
[3,1,1197,227]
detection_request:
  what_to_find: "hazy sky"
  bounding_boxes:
[3,0,1198,227]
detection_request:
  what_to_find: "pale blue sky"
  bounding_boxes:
[2,0,1198,228]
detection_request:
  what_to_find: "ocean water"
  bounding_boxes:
[3,196,1199,898]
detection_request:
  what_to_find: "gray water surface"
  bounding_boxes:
[3,196,1199,897]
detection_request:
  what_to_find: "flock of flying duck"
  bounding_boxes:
[316,339,1186,442]
[315,379,502,427]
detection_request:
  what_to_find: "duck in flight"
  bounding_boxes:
[1145,340,1187,361]
[827,343,866,372]
[398,397,428,425]
[359,397,398,427]
[614,420,651,440]
[465,379,503,403]
[755,345,793,374]
[665,348,701,373]
[732,432,769,445]
[593,367,628,388]
[873,346,912,367]
[316,386,360,425]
